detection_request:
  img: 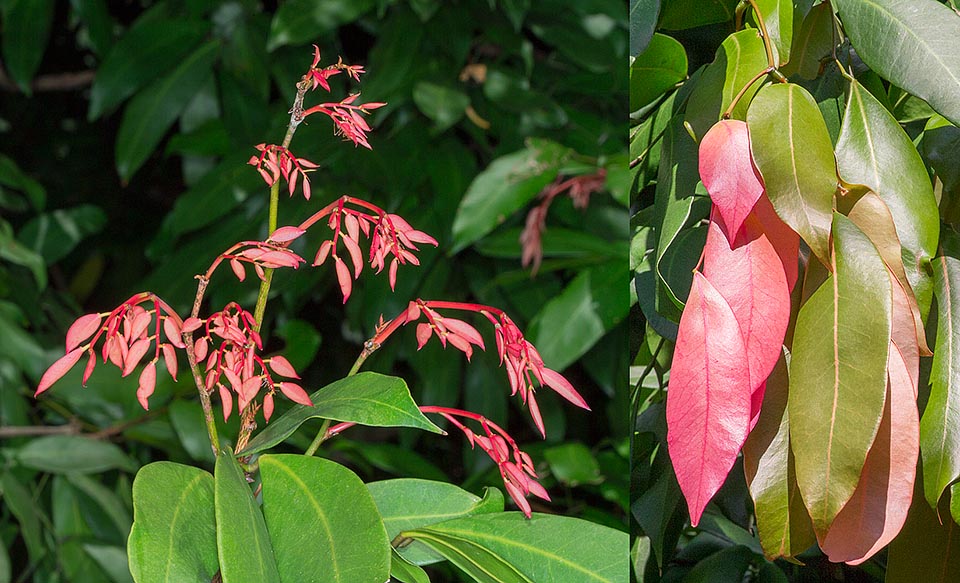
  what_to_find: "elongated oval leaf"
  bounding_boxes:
[368,479,504,566]
[821,341,918,564]
[753,0,793,65]
[403,513,628,583]
[698,120,763,238]
[666,271,752,526]
[836,78,940,318]
[260,455,390,583]
[1,0,54,93]
[215,453,281,583]
[742,354,816,560]
[390,549,430,583]
[782,3,835,80]
[15,435,136,474]
[921,245,960,509]
[748,83,837,265]
[237,372,442,456]
[127,462,218,583]
[115,40,221,182]
[833,0,960,127]
[630,33,687,111]
[789,212,891,536]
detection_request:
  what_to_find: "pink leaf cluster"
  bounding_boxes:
[247,144,319,200]
[219,229,306,283]
[667,120,797,526]
[303,93,386,150]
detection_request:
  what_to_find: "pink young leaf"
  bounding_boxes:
[136,362,156,411]
[344,213,360,242]
[753,195,800,292]
[123,338,152,377]
[182,317,203,333]
[268,355,300,379]
[405,301,421,323]
[447,333,474,361]
[528,392,546,438]
[667,272,753,527]
[263,392,275,422]
[443,318,486,349]
[890,273,920,394]
[162,344,178,381]
[230,258,246,281]
[342,233,364,278]
[820,342,918,563]
[504,480,533,518]
[269,226,306,243]
[239,376,262,412]
[302,175,312,200]
[163,317,185,348]
[130,310,152,341]
[702,212,791,395]
[194,337,208,362]
[334,256,352,303]
[278,382,313,406]
[416,322,433,349]
[223,368,242,395]
[699,120,764,240]
[313,240,333,266]
[388,258,399,290]
[219,384,233,422]
[66,313,102,353]
[541,368,590,410]
[36,347,86,396]
[82,350,96,386]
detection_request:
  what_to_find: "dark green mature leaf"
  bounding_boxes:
[1,0,55,93]
[115,40,221,182]
[684,29,768,140]
[390,549,430,583]
[89,18,211,120]
[781,3,834,80]
[683,545,756,583]
[260,455,390,583]
[368,479,504,565]
[887,478,960,582]
[753,0,793,65]
[17,205,107,264]
[833,0,960,127]
[1,472,45,564]
[836,78,939,318]
[0,541,9,583]
[127,462,219,583]
[658,0,737,30]
[748,83,837,265]
[404,513,628,583]
[528,262,628,371]
[15,435,136,474]
[922,237,960,509]
[404,533,535,583]
[544,442,602,486]
[451,139,571,253]
[267,0,377,50]
[0,222,46,289]
[789,213,891,536]
[630,33,686,111]
[413,82,470,132]
[629,0,660,56]
[72,0,115,57]
[237,372,442,456]
[215,453,281,583]
[65,473,133,536]
[0,153,46,210]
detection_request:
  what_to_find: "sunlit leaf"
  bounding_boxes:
[630,33,687,111]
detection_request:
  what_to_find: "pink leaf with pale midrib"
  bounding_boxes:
[699,120,764,240]
[667,272,753,526]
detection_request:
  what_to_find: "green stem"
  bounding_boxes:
[303,342,377,455]
[252,179,281,331]
[304,419,332,456]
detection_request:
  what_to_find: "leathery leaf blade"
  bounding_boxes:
[260,455,390,583]
[836,78,939,319]
[402,513,628,583]
[215,453,280,583]
[666,272,752,526]
[788,213,891,537]
[127,462,218,583]
[921,238,960,509]
[747,83,837,265]
[832,0,960,127]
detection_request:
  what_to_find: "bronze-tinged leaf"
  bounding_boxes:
[699,120,763,239]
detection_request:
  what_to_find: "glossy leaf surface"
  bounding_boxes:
[747,83,837,265]
[215,453,280,583]
[753,0,792,65]
[833,0,960,127]
[260,455,390,583]
[15,435,136,474]
[698,120,763,238]
[667,272,752,526]
[789,213,891,536]
[238,372,442,456]
[630,33,687,111]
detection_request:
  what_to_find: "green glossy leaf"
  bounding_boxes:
[17,205,107,264]
[89,18,211,120]
[836,78,939,318]
[406,533,535,583]
[742,355,816,560]
[921,237,960,509]
[684,29,768,140]
[215,453,281,583]
[753,0,793,65]
[65,473,133,536]
[390,549,430,583]
[15,435,136,474]
[747,83,837,265]
[528,263,629,371]
[413,82,470,132]
[1,472,45,563]
[404,513,628,583]
[1,0,55,93]
[84,545,134,583]
[368,479,504,566]
[630,33,686,111]
[781,3,834,79]
[789,213,891,536]
[267,0,376,50]
[238,372,442,456]
[72,0,115,57]
[629,0,660,56]
[833,0,960,127]
[887,479,960,582]
[658,0,737,30]
[260,455,390,583]
[451,139,571,253]
[127,462,218,583]
[115,40,221,182]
